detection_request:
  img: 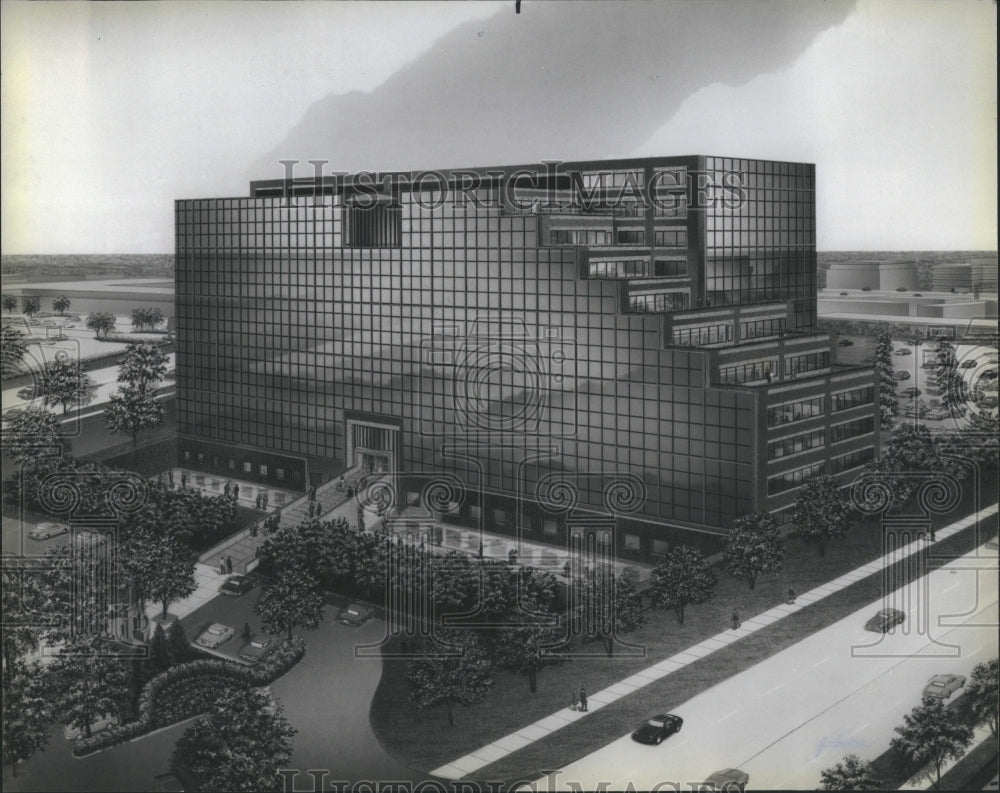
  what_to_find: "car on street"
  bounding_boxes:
[901,387,922,399]
[864,607,905,633]
[837,339,854,347]
[701,768,750,792]
[337,603,374,627]
[28,521,70,540]
[195,623,235,649]
[630,713,683,745]
[895,348,912,356]
[219,574,255,597]
[923,673,966,700]
[893,371,911,381]
[960,359,978,368]
[239,635,274,663]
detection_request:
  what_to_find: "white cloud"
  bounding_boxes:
[635,0,997,250]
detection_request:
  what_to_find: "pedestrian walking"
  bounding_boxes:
[570,689,580,711]
[242,621,251,642]
[731,608,741,630]
[263,492,269,510]
[308,485,316,502]
[226,555,233,574]
[180,472,188,489]
[250,522,258,537]
[224,481,231,496]
[563,561,572,578]
[232,483,240,500]
[787,587,796,605]
[218,560,226,575]
[579,687,588,712]
[168,470,175,488]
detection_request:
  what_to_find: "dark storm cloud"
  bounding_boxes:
[252,0,855,177]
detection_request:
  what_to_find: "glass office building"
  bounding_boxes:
[176,156,878,561]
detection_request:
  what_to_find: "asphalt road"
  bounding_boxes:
[533,542,998,792]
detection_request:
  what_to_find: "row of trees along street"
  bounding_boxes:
[819,658,998,790]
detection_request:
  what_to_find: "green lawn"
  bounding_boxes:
[369,473,998,778]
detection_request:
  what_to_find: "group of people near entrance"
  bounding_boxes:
[569,686,588,712]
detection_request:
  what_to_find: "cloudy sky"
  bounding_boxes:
[1,0,995,254]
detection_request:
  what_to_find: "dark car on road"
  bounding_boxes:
[865,607,905,633]
[239,635,274,664]
[28,521,70,540]
[837,339,854,347]
[219,574,254,597]
[631,713,683,745]
[893,371,911,381]
[702,768,750,792]
[923,673,966,700]
[337,603,374,627]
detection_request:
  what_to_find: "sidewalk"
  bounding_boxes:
[430,502,1000,780]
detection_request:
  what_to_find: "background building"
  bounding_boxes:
[175,156,878,560]
[825,260,918,291]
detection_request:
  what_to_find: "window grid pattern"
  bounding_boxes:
[832,386,875,412]
[768,428,825,460]
[831,447,875,474]
[767,396,824,427]
[831,416,875,444]
[767,462,824,496]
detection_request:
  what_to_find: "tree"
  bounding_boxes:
[1,293,17,313]
[22,297,40,317]
[724,512,784,591]
[890,696,975,789]
[406,630,494,726]
[147,624,170,675]
[254,569,325,641]
[119,524,197,620]
[933,337,969,414]
[1,558,48,683]
[29,359,95,415]
[791,475,853,558]
[873,331,899,430]
[117,341,169,392]
[2,660,54,778]
[648,545,717,624]
[965,657,998,736]
[173,687,295,793]
[86,311,117,339]
[575,565,646,656]
[819,753,882,790]
[165,619,194,666]
[52,296,71,315]
[1,324,29,374]
[2,407,61,465]
[131,307,164,332]
[494,593,566,692]
[105,383,165,447]
[50,640,132,739]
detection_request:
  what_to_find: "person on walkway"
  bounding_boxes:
[242,622,251,642]
[180,472,188,489]
[232,483,240,500]
[570,690,580,711]
[263,492,269,510]
[168,470,175,488]
[218,560,226,575]
[579,687,588,712]
[226,556,233,574]
[308,485,316,502]
[508,547,517,565]
[787,587,796,605]
[731,608,741,630]
[563,561,572,578]
[250,522,258,538]
[224,481,231,497]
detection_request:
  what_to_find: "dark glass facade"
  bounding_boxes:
[176,156,878,561]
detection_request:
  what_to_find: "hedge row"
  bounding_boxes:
[73,639,305,757]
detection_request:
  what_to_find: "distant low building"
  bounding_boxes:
[932,260,998,294]
[825,260,918,291]
[3,278,175,327]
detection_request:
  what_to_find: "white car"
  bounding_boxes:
[28,521,70,540]
[195,623,235,649]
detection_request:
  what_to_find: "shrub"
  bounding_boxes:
[72,639,305,756]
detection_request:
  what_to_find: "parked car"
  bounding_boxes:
[219,574,254,597]
[895,348,912,356]
[960,359,978,369]
[893,371,911,381]
[864,607,905,633]
[152,773,185,792]
[239,635,274,663]
[840,292,849,296]
[195,623,235,649]
[923,674,966,700]
[630,713,683,745]
[337,603,374,627]
[702,768,750,792]
[28,521,70,540]
[901,387,921,399]
[837,339,854,347]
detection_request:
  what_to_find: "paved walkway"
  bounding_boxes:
[430,502,1000,780]
[898,725,996,790]
[144,561,228,624]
